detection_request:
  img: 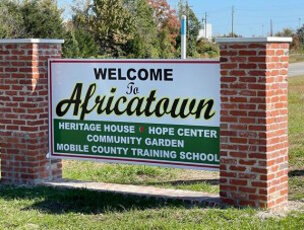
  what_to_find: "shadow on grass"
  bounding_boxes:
[0,185,208,215]
[147,179,219,186]
[289,170,304,177]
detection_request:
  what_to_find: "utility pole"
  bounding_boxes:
[299,18,302,29]
[262,24,264,37]
[231,6,234,37]
[204,12,208,39]
[270,19,273,36]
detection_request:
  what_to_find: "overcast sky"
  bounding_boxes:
[58,0,304,37]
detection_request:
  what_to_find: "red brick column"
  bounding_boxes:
[0,39,64,184]
[216,37,292,209]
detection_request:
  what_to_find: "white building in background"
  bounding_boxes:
[198,23,213,41]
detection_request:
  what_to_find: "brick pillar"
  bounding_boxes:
[0,39,64,184]
[216,37,292,209]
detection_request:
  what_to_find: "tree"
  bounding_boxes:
[0,0,24,38]
[196,38,219,58]
[297,26,304,47]
[90,0,135,57]
[226,32,242,38]
[20,0,65,38]
[276,28,299,51]
[276,28,304,51]
[123,0,160,58]
[65,0,98,57]
[158,29,176,58]
[74,28,99,57]
[70,0,182,58]
[64,6,99,58]
[149,0,180,58]
[276,28,293,37]
[62,29,80,58]
[70,0,136,57]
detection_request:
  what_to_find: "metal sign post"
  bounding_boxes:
[181,15,187,59]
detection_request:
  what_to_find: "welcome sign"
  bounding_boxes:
[49,60,220,170]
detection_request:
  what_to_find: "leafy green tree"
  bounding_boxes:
[296,26,304,46]
[90,0,135,57]
[149,0,180,58]
[196,38,219,58]
[276,28,293,37]
[20,0,65,38]
[71,0,181,58]
[63,19,99,58]
[67,1,99,57]
[74,28,99,57]
[226,32,241,38]
[62,29,80,58]
[0,0,24,38]
[123,0,160,58]
[159,29,176,58]
[277,28,299,51]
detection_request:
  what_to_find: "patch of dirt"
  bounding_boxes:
[256,200,304,219]
[175,169,219,181]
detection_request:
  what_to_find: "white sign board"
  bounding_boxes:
[49,60,220,170]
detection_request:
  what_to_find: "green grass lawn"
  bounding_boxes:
[63,161,220,193]
[0,186,303,229]
[0,77,303,229]
[288,76,304,200]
